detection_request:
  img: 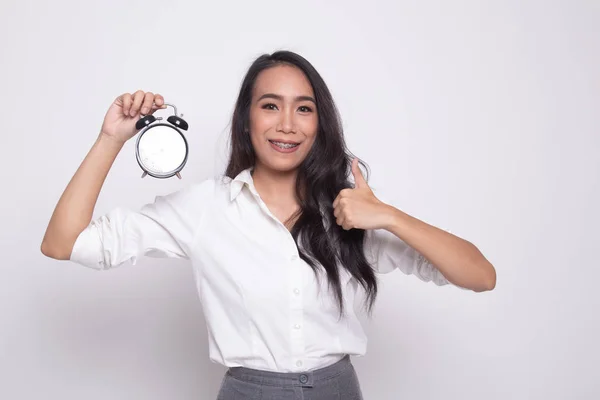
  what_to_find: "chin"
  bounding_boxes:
[260,158,303,174]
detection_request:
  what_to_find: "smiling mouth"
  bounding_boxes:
[268,140,300,149]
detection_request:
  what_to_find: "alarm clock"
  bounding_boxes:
[134,103,189,179]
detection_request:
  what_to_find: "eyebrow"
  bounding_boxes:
[257,93,316,104]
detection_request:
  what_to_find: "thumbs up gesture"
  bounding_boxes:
[333,158,394,231]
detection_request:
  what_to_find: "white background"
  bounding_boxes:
[1,0,598,399]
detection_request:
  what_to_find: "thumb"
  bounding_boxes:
[351,158,368,189]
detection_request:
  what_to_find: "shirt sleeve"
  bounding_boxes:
[69,183,205,270]
[364,228,451,286]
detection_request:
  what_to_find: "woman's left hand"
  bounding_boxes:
[333,158,394,231]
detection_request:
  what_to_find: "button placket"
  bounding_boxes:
[289,249,305,369]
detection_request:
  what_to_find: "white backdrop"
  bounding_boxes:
[1,1,598,399]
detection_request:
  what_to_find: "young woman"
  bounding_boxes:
[41,50,496,399]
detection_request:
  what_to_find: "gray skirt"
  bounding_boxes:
[216,355,364,399]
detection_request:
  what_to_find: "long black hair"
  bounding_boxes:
[225,50,378,317]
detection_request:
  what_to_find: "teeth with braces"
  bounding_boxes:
[271,141,299,149]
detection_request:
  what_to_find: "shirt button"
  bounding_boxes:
[291,254,298,261]
[299,374,308,384]
[294,324,301,329]
[293,288,300,295]
[296,360,303,367]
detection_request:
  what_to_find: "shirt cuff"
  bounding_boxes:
[69,223,105,270]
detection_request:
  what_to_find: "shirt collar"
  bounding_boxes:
[229,167,256,201]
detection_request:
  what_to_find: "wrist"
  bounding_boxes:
[97,132,126,150]
[381,204,406,231]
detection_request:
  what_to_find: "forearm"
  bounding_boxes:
[383,205,496,292]
[41,133,125,260]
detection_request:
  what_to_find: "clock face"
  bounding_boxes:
[137,125,187,175]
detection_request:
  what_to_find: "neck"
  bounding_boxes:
[251,164,300,206]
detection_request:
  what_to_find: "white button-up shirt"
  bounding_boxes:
[70,168,452,372]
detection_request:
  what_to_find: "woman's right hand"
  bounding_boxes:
[99,90,167,144]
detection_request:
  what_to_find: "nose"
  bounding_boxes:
[277,107,296,134]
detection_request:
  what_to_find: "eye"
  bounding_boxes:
[262,103,278,110]
[299,105,313,113]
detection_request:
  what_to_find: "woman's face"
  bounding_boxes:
[248,65,319,174]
